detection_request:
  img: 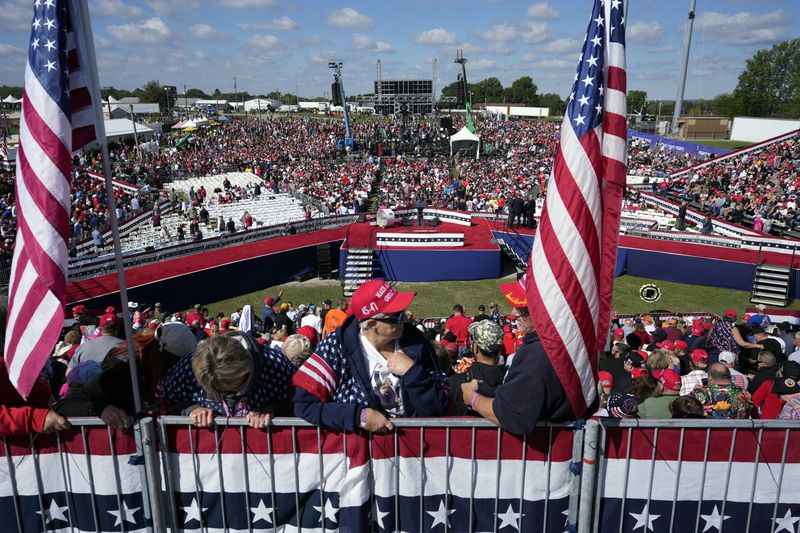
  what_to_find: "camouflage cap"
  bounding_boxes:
[468,320,504,353]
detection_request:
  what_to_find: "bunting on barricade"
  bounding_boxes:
[0,425,147,532]
[596,423,800,533]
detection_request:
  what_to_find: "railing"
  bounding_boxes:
[4,416,799,532]
[67,214,358,281]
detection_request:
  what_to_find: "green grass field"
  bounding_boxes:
[698,140,752,150]
[197,274,799,320]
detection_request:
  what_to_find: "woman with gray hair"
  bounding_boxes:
[162,331,296,428]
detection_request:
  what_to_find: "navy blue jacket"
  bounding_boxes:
[293,315,449,431]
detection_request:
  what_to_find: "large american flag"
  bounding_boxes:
[5,0,96,397]
[526,0,627,416]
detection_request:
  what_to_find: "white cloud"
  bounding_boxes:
[536,38,579,55]
[247,34,280,50]
[93,36,114,50]
[326,7,374,30]
[108,17,171,45]
[0,0,30,32]
[526,1,560,20]
[522,56,573,70]
[89,0,144,19]
[353,34,394,53]
[309,49,339,63]
[413,28,457,45]
[694,9,788,45]
[479,23,519,43]
[0,43,23,55]
[239,17,297,32]
[627,21,663,44]
[215,0,276,8]
[480,22,549,45]
[471,58,496,70]
[189,24,228,41]
[146,0,200,16]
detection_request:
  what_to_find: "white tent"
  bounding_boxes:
[244,98,280,112]
[104,118,155,141]
[2,95,17,103]
[449,126,480,159]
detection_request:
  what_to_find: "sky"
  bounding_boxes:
[0,0,796,103]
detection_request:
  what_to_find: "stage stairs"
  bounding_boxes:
[496,229,532,274]
[750,263,792,307]
[341,248,384,296]
[341,226,385,297]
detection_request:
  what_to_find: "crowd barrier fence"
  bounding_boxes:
[2,417,799,532]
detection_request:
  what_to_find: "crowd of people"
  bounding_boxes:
[4,274,799,439]
[667,131,800,234]
[599,304,800,419]
[4,112,796,272]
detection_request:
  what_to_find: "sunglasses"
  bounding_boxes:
[373,313,404,324]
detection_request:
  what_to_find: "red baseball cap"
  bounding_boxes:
[613,328,625,338]
[499,274,528,308]
[691,349,709,363]
[72,305,86,315]
[297,325,319,347]
[691,324,704,336]
[631,367,650,379]
[99,313,118,328]
[674,340,688,351]
[656,340,675,351]
[350,280,415,320]
[264,296,274,305]
[598,371,614,388]
[653,369,681,391]
[725,309,737,319]
[105,306,116,314]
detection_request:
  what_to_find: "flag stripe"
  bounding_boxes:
[526,0,625,416]
[602,111,626,139]
[5,0,96,397]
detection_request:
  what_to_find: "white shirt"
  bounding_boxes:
[359,332,404,416]
[789,349,800,364]
[301,313,323,334]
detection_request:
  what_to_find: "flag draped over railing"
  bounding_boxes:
[526,0,627,416]
[5,0,96,397]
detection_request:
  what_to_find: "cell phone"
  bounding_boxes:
[702,378,708,386]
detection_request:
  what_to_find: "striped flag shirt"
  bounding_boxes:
[526,0,627,416]
[5,0,96,397]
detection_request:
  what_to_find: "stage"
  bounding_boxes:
[341,220,504,282]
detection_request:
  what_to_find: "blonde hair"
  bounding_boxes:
[282,334,312,366]
[191,335,253,399]
[646,349,673,371]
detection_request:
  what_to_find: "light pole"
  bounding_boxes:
[328,61,353,149]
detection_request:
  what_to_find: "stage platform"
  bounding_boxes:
[341,220,503,282]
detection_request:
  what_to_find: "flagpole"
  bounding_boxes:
[71,2,163,529]
[72,0,143,416]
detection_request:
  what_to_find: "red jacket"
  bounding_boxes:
[0,355,52,435]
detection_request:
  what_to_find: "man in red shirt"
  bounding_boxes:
[444,304,472,356]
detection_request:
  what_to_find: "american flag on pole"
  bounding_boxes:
[5,0,96,397]
[1,128,8,159]
[526,0,627,416]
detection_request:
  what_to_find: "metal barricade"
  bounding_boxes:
[582,418,800,533]
[156,416,584,533]
[0,417,160,533]
[6,416,797,532]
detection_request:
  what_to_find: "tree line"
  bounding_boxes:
[628,38,800,120]
[439,76,566,115]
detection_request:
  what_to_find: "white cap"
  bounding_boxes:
[718,351,737,365]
